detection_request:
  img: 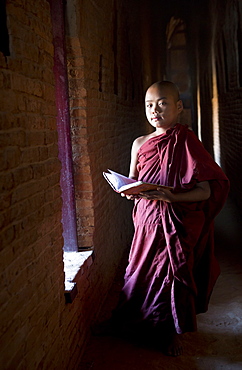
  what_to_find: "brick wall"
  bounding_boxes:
[0,0,156,368]
[0,0,92,367]
[0,0,65,368]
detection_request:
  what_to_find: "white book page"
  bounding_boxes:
[103,169,137,191]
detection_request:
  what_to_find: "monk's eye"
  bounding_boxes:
[159,101,167,106]
[146,104,152,108]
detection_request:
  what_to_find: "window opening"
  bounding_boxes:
[48,0,94,300]
[212,46,221,166]
[48,0,78,252]
[0,0,10,56]
[196,80,202,142]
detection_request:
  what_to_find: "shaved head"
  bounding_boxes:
[146,81,180,102]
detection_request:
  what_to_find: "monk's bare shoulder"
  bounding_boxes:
[132,132,156,152]
[129,132,157,178]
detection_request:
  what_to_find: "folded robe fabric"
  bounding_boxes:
[115,123,230,334]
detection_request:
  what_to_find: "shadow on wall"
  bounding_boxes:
[214,197,242,258]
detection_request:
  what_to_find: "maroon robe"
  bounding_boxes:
[115,123,229,334]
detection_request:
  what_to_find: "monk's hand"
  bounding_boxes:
[139,187,174,202]
[120,192,139,200]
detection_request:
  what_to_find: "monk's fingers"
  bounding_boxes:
[120,192,133,200]
[157,187,171,195]
[140,191,164,200]
[139,192,152,199]
[121,193,138,200]
[139,189,173,202]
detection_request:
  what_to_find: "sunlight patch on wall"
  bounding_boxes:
[212,48,221,166]
[197,79,202,142]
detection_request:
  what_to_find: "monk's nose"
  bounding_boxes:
[153,104,160,113]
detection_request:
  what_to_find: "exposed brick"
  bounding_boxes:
[4,146,22,169]
[0,171,14,191]
[1,89,17,111]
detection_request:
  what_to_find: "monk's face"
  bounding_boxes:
[145,85,183,131]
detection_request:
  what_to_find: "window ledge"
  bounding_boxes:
[64,250,93,303]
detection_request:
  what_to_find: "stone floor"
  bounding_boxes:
[80,199,242,370]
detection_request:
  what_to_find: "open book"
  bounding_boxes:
[103,169,173,195]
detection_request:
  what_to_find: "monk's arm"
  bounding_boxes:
[120,138,139,199]
[128,138,140,179]
[167,181,211,202]
[140,181,211,202]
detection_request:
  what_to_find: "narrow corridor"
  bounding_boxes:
[80,200,242,370]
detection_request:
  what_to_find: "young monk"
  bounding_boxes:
[112,81,229,356]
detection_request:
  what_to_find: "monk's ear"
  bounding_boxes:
[177,99,183,112]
